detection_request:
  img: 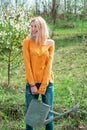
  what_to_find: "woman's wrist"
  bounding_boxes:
[30,84,36,87]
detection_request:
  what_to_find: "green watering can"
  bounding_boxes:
[24,99,78,128]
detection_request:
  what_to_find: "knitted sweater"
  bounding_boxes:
[23,38,54,94]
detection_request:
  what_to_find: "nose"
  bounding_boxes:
[31,26,35,31]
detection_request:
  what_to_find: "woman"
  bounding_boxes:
[23,16,55,130]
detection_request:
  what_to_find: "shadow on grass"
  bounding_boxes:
[53,36,84,50]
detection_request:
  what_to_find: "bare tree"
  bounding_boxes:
[64,0,67,12]
[35,0,41,14]
[82,0,87,12]
[15,0,18,10]
[0,0,2,14]
[51,0,60,23]
[74,0,77,14]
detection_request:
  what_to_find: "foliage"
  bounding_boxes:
[0,0,87,24]
[0,7,33,85]
[0,18,87,130]
[0,83,25,130]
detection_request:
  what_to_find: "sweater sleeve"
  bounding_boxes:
[38,41,55,95]
[23,39,35,84]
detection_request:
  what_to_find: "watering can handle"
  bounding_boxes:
[50,110,60,116]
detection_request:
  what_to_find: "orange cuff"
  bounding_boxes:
[38,86,46,95]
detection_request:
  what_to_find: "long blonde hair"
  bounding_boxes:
[30,16,49,44]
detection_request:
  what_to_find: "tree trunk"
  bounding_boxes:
[51,0,60,24]
[8,50,11,86]
[15,0,18,11]
[64,0,67,12]
[74,0,77,14]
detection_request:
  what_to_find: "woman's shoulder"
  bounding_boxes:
[23,38,33,47]
[46,39,55,46]
[23,38,32,49]
[23,38,30,43]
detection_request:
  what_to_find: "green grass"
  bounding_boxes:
[0,20,87,130]
[49,20,87,39]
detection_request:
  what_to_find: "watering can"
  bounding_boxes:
[24,99,78,128]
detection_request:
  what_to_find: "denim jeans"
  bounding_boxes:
[25,83,54,130]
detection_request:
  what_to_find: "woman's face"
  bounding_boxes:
[31,21,38,37]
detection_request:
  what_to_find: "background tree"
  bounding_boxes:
[50,0,60,23]
[81,0,87,20]
[0,0,87,22]
[0,0,87,86]
[0,6,33,85]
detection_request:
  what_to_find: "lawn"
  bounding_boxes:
[0,20,87,130]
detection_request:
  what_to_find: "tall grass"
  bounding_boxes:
[49,20,87,39]
[0,20,87,130]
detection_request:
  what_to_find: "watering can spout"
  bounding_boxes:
[73,105,79,112]
[44,104,79,125]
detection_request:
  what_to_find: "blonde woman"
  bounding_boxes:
[23,16,55,130]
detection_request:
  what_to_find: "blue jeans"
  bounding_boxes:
[25,83,54,130]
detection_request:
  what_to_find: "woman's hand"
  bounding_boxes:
[30,85,38,95]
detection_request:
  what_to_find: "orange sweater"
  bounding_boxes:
[23,38,54,94]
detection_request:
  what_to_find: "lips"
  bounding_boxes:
[32,31,38,34]
[32,31,38,36]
